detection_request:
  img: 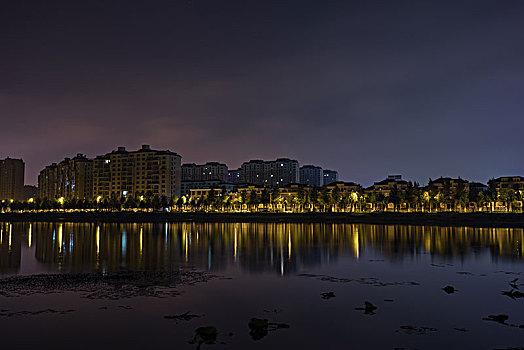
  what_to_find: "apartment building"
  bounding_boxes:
[241,158,299,187]
[368,175,409,197]
[323,169,338,186]
[38,154,93,200]
[228,168,242,184]
[38,163,58,199]
[0,158,25,201]
[300,165,323,187]
[427,177,469,194]
[182,162,228,182]
[489,176,524,191]
[93,145,182,199]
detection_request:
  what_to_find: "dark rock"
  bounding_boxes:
[320,292,335,300]
[248,317,290,341]
[188,326,218,349]
[355,301,377,315]
[482,314,509,324]
[442,285,456,294]
[164,311,200,322]
[501,290,524,299]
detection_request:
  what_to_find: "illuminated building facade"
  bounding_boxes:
[368,175,409,197]
[0,157,25,201]
[181,180,236,197]
[427,177,469,194]
[241,158,299,187]
[489,176,524,191]
[324,181,362,195]
[93,145,182,199]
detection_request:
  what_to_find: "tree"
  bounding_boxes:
[331,187,341,212]
[248,191,259,212]
[271,188,281,211]
[319,187,331,212]
[260,189,271,210]
[308,187,319,212]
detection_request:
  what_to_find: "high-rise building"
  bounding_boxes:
[93,145,182,199]
[38,163,58,199]
[182,163,196,182]
[241,158,299,187]
[23,185,38,200]
[228,168,242,184]
[57,154,93,200]
[182,162,228,182]
[323,169,338,186]
[300,165,323,187]
[0,158,25,201]
[38,155,93,200]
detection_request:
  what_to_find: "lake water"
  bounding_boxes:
[0,222,523,349]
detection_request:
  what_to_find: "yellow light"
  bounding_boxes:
[96,226,100,256]
[28,224,32,248]
[8,224,12,251]
[139,227,143,256]
[96,196,102,203]
[28,198,34,203]
[353,229,359,260]
[234,228,238,262]
[58,224,63,252]
[9,199,14,203]
[288,233,291,259]
[139,196,144,201]
[58,197,65,205]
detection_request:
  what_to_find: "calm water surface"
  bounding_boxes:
[0,222,523,349]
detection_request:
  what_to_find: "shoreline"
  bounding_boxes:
[1,211,524,228]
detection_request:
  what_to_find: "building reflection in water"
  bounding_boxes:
[0,222,523,275]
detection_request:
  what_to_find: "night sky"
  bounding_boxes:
[2,0,524,186]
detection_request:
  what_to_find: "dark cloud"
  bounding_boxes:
[1,0,523,185]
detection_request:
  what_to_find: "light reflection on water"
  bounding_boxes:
[0,222,523,275]
[1,222,524,349]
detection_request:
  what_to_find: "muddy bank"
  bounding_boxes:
[1,211,524,227]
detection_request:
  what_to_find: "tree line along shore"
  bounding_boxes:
[2,178,524,214]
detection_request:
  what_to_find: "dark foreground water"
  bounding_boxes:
[0,222,523,349]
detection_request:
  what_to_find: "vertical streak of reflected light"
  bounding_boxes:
[96,226,100,256]
[280,230,284,275]
[28,224,32,247]
[353,228,359,260]
[96,225,100,269]
[288,233,291,259]
[140,227,143,257]
[58,224,63,253]
[184,232,188,262]
[234,228,238,262]
[122,228,127,267]
[8,224,12,251]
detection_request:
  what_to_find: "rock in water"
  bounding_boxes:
[320,292,336,300]
[188,326,218,349]
[442,285,456,294]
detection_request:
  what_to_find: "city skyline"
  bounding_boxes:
[4,144,524,188]
[2,1,524,187]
